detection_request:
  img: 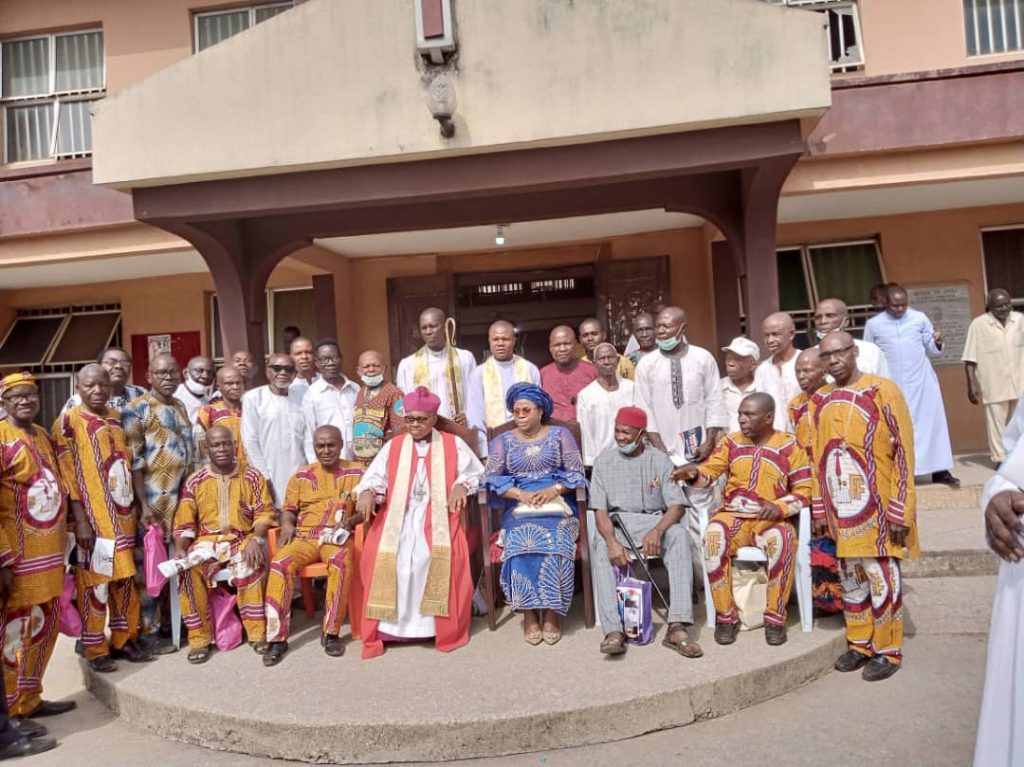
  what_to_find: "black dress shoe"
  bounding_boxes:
[26,699,76,718]
[262,641,288,667]
[862,655,900,682]
[322,634,345,657]
[931,471,961,489]
[764,624,787,646]
[9,718,46,740]
[110,641,154,663]
[834,649,871,672]
[0,735,57,760]
[714,621,739,645]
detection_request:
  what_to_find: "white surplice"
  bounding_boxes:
[465,356,541,455]
[975,402,1024,766]
[576,378,636,465]
[354,434,484,639]
[395,347,477,420]
[753,352,801,431]
[301,376,360,462]
[865,308,954,475]
[240,386,307,507]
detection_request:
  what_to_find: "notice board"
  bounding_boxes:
[129,331,201,385]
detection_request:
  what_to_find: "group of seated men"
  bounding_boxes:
[0,302,921,751]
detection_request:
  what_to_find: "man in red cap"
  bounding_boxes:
[354,387,484,659]
[588,406,701,657]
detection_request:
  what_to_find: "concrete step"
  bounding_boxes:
[84,606,846,764]
[903,548,998,578]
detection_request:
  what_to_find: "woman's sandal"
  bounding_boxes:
[599,632,627,655]
[187,646,211,665]
[662,623,703,658]
[542,628,562,645]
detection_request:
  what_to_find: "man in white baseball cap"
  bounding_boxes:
[719,337,761,434]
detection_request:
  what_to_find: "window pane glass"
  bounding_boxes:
[49,313,119,364]
[965,0,979,55]
[35,375,74,429]
[776,249,810,312]
[808,242,883,308]
[1006,0,1021,50]
[983,229,1024,301]
[5,102,54,162]
[55,98,97,157]
[254,4,292,23]
[978,0,993,53]
[1,37,50,98]
[0,317,65,366]
[55,32,104,92]
[197,10,250,52]
[272,288,315,354]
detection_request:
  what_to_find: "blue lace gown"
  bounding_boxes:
[484,425,587,615]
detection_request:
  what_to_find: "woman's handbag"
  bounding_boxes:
[511,496,572,518]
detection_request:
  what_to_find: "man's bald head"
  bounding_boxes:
[819,330,859,385]
[987,288,1014,323]
[312,424,343,469]
[77,362,106,385]
[205,424,237,471]
[216,365,244,403]
[737,392,776,441]
[762,312,796,358]
[655,306,687,349]
[206,424,233,443]
[742,392,776,415]
[549,325,577,367]
[488,320,517,362]
[813,298,849,335]
[885,285,909,319]
[795,348,826,394]
[419,307,447,351]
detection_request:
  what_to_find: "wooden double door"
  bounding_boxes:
[386,256,669,366]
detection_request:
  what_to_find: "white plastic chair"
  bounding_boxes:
[698,504,813,633]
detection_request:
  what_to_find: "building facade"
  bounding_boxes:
[1,0,1022,451]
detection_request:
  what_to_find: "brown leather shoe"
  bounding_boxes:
[714,621,739,645]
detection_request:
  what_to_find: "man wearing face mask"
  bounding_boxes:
[351,350,404,467]
[173,356,215,425]
[588,407,701,658]
[302,339,360,463]
[811,299,890,378]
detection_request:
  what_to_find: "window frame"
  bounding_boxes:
[762,0,865,72]
[980,223,1024,309]
[963,0,1024,58]
[193,1,294,53]
[0,28,106,163]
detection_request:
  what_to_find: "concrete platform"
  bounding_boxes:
[84,605,845,764]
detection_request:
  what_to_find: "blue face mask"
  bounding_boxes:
[657,332,686,352]
[617,437,642,455]
[361,373,384,387]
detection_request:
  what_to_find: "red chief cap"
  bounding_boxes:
[614,406,647,430]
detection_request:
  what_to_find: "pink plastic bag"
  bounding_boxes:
[208,586,243,651]
[58,572,82,638]
[143,525,168,598]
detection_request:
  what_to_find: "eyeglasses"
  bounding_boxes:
[269,364,296,374]
[2,392,38,403]
[151,370,180,379]
[102,358,132,368]
[316,355,341,364]
[404,415,432,425]
[818,345,855,361]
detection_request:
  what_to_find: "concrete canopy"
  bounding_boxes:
[92,0,830,189]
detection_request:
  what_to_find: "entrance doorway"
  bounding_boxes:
[386,255,669,365]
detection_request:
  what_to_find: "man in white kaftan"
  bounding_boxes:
[354,386,484,659]
[577,342,636,466]
[753,312,801,431]
[975,399,1024,766]
[395,307,476,422]
[241,353,308,506]
[465,320,540,456]
[301,340,360,462]
[173,355,215,424]
[865,285,958,485]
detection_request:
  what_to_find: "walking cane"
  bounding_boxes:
[610,512,671,618]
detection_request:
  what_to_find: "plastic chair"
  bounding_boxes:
[266,526,365,638]
[697,504,813,633]
[478,418,594,631]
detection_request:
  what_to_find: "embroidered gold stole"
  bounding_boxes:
[365,431,453,621]
[412,346,464,415]
[481,355,533,428]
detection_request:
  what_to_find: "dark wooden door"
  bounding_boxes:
[595,256,670,348]
[385,273,456,367]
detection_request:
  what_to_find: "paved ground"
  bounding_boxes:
[24,574,993,767]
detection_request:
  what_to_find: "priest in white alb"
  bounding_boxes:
[354,386,484,659]
[975,399,1024,766]
[395,307,476,424]
[465,320,540,455]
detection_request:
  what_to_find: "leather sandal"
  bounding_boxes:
[262,641,288,667]
[87,655,117,673]
[599,632,627,655]
[322,634,345,657]
[187,646,212,665]
[663,623,703,658]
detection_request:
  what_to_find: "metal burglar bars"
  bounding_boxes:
[964,0,1024,56]
[0,29,105,162]
[760,0,865,71]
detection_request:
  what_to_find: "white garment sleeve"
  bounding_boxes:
[354,440,393,496]
[528,362,541,386]
[702,354,728,430]
[395,356,413,395]
[863,318,877,345]
[457,349,477,416]
[874,345,891,379]
[454,436,485,492]
[464,366,486,436]
[577,388,597,466]
[301,394,317,465]
[241,391,269,478]
[920,312,942,357]
[635,361,656,429]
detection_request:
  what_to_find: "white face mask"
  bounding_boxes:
[184,372,210,396]
[361,373,384,387]
[617,436,642,455]
[814,318,848,341]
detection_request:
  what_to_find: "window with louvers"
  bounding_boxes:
[1,30,105,163]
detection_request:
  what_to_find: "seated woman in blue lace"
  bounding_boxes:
[484,382,586,645]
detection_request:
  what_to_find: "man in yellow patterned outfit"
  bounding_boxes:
[172,426,275,664]
[676,392,811,647]
[263,425,363,666]
[811,331,918,683]
[786,348,827,453]
[0,373,74,729]
[53,364,152,672]
[194,365,246,469]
